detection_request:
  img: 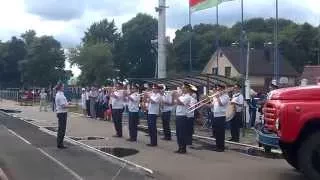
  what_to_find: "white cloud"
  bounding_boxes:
[0,0,319,77]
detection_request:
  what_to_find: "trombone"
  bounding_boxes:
[187,87,235,113]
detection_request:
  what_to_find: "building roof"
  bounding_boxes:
[301,65,320,84]
[129,73,237,88]
[219,47,299,77]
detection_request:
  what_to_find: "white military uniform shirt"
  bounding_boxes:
[148,92,161,115]
[176,93,192,117]
[211,93,230,117]
[55,91,68,113]
[128,92,140,112]
[161,93,173,113]
[187,96,197,118]
[111,90,125,109]
[231,92,244,112]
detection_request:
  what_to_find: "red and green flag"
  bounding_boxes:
[190,0,234,13]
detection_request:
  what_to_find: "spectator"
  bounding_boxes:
[81,88,87,116]
[39,88,48,112]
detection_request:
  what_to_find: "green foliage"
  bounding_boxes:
[68,18,119,85]
[115,13,158,78]
[0,30,69,88]
[172,18,320,74]
[69,43,113,85]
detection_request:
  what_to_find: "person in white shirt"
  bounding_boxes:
[230,84,244,143]
[85,88,91,117]
[160,86,173,141]
[81,88,86,116]
[55,82,73,149]
[187,92,198,145]
[127,84,140,141]
[146,84,161,146]
[39,88,48,112]
[89,87,99,118]
[110,82,125,137]
[209,84,230,152]
[174,83,193,154]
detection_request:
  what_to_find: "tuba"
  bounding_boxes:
[225,103,236,122]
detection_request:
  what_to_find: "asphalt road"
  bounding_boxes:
[0,113,149,180]
[0,110,309,180]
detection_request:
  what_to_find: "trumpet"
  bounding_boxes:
[187,87,235,113]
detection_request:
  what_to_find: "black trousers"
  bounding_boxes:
[176,116,187,151]
[86,100,90,116]
[161,111,171,139]
[57,113,67,147]
[249,108,257,127]
[112,109,123,137]
[147,114,157,145]
[187,117,194,145]
[129,112,139,140]
[214,116,226,150]
[231,112,242,142]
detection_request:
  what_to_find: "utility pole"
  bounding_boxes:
[157,0,167,79]
[274,0,279,82]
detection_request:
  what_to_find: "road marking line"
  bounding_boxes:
[7,129,31,145]
[0,168,9,180]
[37,148,84,180]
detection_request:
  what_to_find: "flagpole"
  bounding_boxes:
[189,4,192,72]
[216,4,219,75]
[275,0,279,83]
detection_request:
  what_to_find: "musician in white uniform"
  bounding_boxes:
[160,86,173,141]
[174,83,192,154]
[230,84,244,142]
[186,91,198,146]
[146,84,161,146]
[110,82,125,138]
[127,84,140,141]
[210,84,230,152]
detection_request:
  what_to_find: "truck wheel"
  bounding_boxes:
[282,148,299,170]
[298,132,320,180]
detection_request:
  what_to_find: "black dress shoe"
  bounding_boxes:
[215,148,225,152]
[126,138,136,142]
[174,149,182,153]
[161,137,171,141]
[57,145,68,149]
[146,144,157,147]
[112,135,122,138]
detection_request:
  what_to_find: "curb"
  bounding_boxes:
[0,111,154,176]
[137,125,282,154]
[0,168,9,180]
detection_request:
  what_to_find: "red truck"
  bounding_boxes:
[263,85,320,180]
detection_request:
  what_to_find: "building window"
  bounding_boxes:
[212,68,218,75]
[225,67,231,77]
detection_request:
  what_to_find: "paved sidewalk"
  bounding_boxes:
[0,100,304,180]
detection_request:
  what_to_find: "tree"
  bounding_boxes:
[0,37,26,87]
[115,13,158,78]
[69,43,113,85]
[69,18,119,84]
[23,35,66,86]
[82,19,120,46]
[172,18,320,74]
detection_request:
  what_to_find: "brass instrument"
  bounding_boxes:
[187,87,235,113]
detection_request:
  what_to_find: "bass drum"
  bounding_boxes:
[226,103,236,122]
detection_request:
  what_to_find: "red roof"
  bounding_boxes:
[301,66,320,84]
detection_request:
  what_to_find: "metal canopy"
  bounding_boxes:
[129,74,237,88]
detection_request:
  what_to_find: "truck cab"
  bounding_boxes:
[262,85,320,180]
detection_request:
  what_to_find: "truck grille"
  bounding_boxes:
[263,103,278,132]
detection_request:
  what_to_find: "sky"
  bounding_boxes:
[0,0,319,76]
